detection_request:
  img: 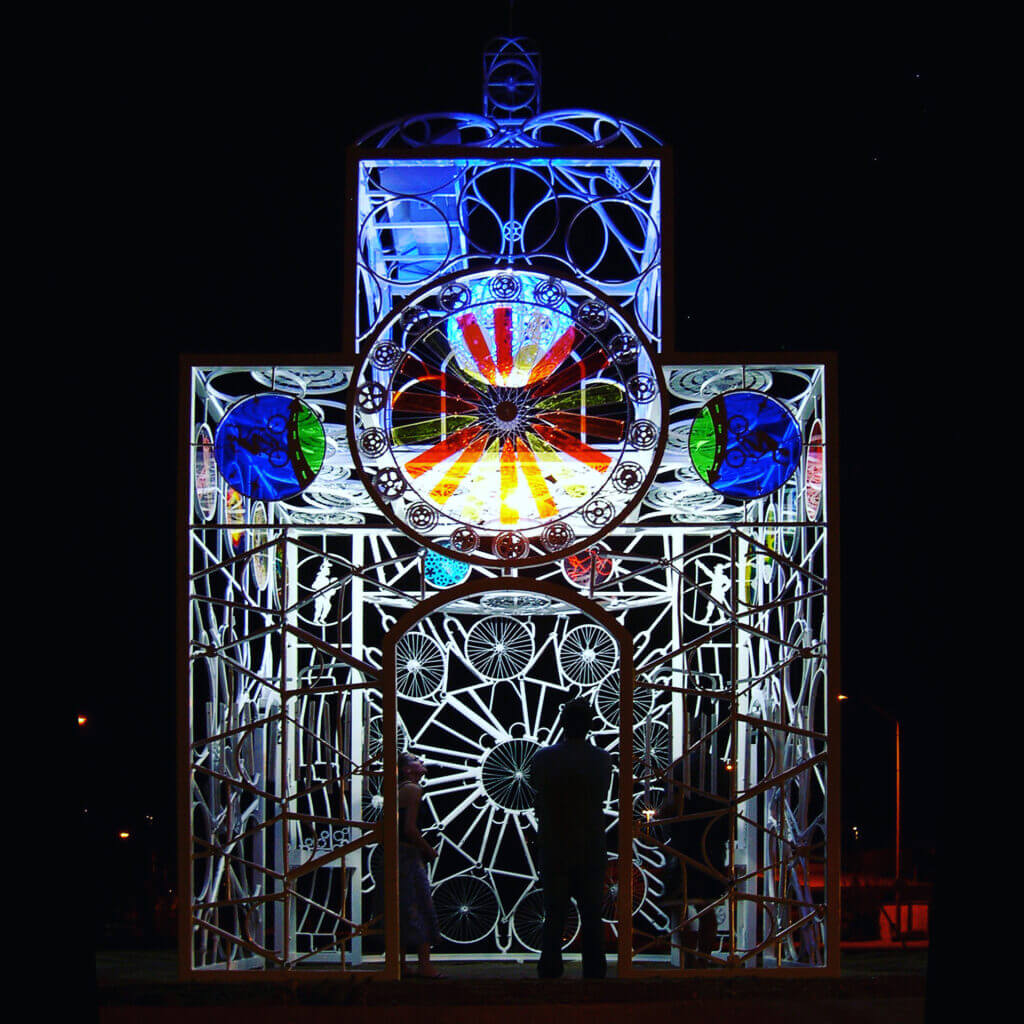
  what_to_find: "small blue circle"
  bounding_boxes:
[423,545,472,589]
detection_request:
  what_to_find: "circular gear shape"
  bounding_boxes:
[408,501,440,531]
[347,269,665,568]
[480,738,539,809]
[464,615,534,681]
[560,623,619,687]
[541,522,574,552]
[358,427,388,457]
[432,875,500,945]
[449,526,480,555]
[493,530,529,560]
[510,890,580,953]
[628,419,658,450]
[395,631,446,700]
[372,467,406,500]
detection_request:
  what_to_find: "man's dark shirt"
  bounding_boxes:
[530,738,613,866]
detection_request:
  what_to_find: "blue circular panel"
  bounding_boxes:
[689,391,801,500]
[423,545,472,589]
[214,394,326,502]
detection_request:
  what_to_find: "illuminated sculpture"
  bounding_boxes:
[350,269,664,565]
[183,37,836,978]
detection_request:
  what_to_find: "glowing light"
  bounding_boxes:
[562,548,614,587]
[689,391,801,499]
[214,393,326,502]
[193,423,218,521]
[805,419,825,520]
[77,714,88,726]
[225,487,246,553]
[445,277,574,389]
[118,831,130,840]
[422,545,472,589]
[383,274,636,533]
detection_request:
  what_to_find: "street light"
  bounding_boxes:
[838,694,902,880]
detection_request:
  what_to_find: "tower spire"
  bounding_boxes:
[482,37,541,120]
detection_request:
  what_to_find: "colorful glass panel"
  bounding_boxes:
[688,391,801,500]
[423,544,472,589]
[351,270,664,565]
[225,486,246,554]
[214,394,326,502]
[805,419,824,521]
[562,547,614,587]
[250,502,270,589]
[193,423,218,521]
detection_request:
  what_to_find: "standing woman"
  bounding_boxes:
[396,752,444,977]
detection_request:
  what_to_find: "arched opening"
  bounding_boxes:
[370,577,642,973]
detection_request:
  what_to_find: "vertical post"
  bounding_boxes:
[349,533,365,966]
[824,356,842,973]
[670,530,684,969]
[277,529,299,967]
[178,360,192,978]
[728,526,739,965]
[381,632,400,979]
[617,630,635,977]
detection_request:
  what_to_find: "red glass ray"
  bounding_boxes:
[500,438,519,524]
[457,313,497,384]
[399,352,485,405]
[392,390,478,416]
[535,410,625,442]
[428,431,490,503]
[526,326,577,387]
[530,422,613,473]
[404,424,483,480]
[531,350,610,401]
[494,306,513,378]
[515,438,559,519]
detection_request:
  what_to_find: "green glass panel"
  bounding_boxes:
[392,415,478,446]
[524,432,558,456]
[294,403,326,474]
[688,405,717,482]
[535,382,623,411]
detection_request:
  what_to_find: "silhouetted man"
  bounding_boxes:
[530,698,613,978]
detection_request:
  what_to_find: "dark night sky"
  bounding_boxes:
[55,4,951,894]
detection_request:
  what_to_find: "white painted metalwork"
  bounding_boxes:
[182,33,834,980]
[185,357,833,974]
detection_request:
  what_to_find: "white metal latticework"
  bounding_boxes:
[181,35,835,979]
[183,357,834,976]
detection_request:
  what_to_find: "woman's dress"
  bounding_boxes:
[398,787,441,947]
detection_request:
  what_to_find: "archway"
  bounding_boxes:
[373,577,639,973]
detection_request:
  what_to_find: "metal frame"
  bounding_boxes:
[178,352,838,979]
[342,146,675,358]
[178,29,836,984]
